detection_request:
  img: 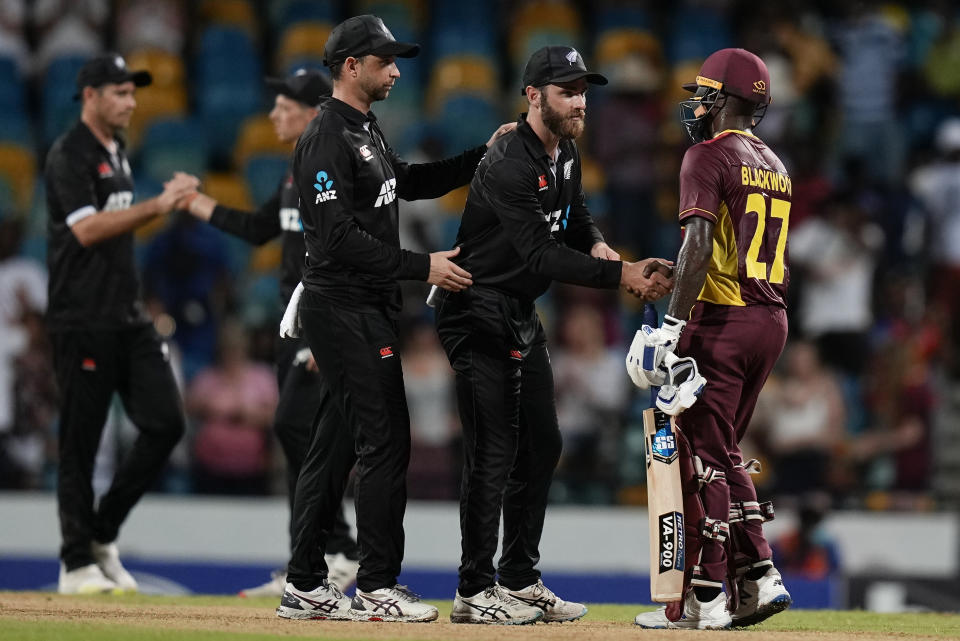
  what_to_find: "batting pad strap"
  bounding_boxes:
[693,456,726,489]
[691,566,723,589]
[736,558,774,577]
[736,458,762,474]
[700,517,729,542]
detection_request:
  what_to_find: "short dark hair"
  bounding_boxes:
[329,55,366,81]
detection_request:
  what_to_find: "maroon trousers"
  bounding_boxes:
[676,302,787,585]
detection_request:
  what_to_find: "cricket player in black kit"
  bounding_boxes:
[434,46,674,625]
[180,69,359,597]
[275,15,515,623]
[45,53,198,594]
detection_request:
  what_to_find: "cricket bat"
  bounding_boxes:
[642,304,685,603]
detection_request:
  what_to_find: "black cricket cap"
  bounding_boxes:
[323,14,420,67]
[265,68,331,106]
[520,46,607,95]
[74,53,152,100]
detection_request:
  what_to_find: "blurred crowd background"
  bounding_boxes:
[1,0,959,528]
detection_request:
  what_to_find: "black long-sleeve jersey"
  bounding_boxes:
[451,114,622,302]
[45,121,150,331]
[293,97,486,315]
[208,165,304,305]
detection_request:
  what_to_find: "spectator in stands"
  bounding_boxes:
[403,321,459,500]
[552,302,629,501]
[115,0,186,56]
[789,195,881,377]
[909,118,960,375]
[187,319,278,495]
[752,340,846,497]
[33,0,108,74]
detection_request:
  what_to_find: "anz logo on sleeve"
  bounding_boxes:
[280,207,302,231]
[542,204,569,233]
[314,171,337,203]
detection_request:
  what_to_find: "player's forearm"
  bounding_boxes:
[666,228,712,320]
[71,197,162,247]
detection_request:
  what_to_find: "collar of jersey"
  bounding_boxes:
[77,120,124,152]
[516,113,565,162]
[326,97,378,126]
[712,128,756,140]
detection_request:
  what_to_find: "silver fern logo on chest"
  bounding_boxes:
[563,159,573,179]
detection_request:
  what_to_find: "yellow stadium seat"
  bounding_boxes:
[437,184,470,216]
[127,86,189,150]
[200,0,257,31]
[204,171,253,210]
[357,0,426,29]
[595,28,661,67]
[233,115,290,169]
[275,21,333,72]
[250,239,282,273]
[125,49,186,89]
[0,143,36,213]
[427,55,499,113]
[509,1,581,61]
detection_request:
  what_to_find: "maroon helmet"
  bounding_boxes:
[679,48,771,143]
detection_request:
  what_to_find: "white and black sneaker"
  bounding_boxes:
[732,567,792,627]
[276,580,353,620]
[350,584,439,622]
[325,553,359,592]
[503,579,587,622]
[451,585,544,625]
[634,590,732,630]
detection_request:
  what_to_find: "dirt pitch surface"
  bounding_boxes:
[0,592,950,641]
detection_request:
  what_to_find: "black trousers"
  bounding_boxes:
[287,291,411,592]
[51,325,185,571]
[436,290,563,596]
[274,335,357,559]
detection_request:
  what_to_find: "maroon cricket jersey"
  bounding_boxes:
[678,129,791,308]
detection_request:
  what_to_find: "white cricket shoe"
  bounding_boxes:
[58,563,121,595]
[276,581,353,620]
[732,567,792,627]
[325,553,359,592]
[634,590,732,629]
[239,570,286,598]
[502,579,587,622]
[450,585,544,625]
[350,584,439,622]
[90,542,138,592]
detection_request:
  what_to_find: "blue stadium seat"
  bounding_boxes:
[435,94,502,156]
[138,118,209,185]
[596,6,651,33]
[42,55,88,145]
[0,114,34,148]
[244,154,289,206]
[0,55,26,118]
[667,6,732,64]
[273,0,337,32]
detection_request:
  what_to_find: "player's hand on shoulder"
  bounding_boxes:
[428,246,473,292]
[621,258,673,300]
[485,122,518,148]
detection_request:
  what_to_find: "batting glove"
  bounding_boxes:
[625,314,686,389]
[655,353,707,416]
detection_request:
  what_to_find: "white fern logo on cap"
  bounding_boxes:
[565,49,578,65]
[115,56,126,69]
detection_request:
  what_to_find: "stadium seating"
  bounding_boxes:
[0,143,36,214]
[138,118,209,185]
[41,55,87,146]
[199,0,258,34]
[233,115,291,170]
[274,21,332,74]
[243,154,289,206]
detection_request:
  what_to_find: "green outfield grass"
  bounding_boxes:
[3,593,959,640]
